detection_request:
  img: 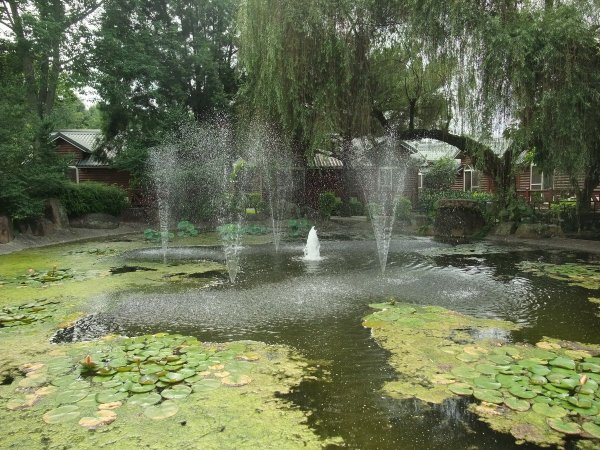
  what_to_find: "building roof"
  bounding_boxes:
[313,152,343,168]
[406,139,461,163]
[51,129,110,168]
[50,129,102,153]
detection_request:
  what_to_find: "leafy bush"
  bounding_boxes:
[244,192,266,214]
[288,218,312,237]
[395,196,412,221]
[422,157,458,191]
[60,182,128,217]
[144,229,173,242]
[349,197,365,215]
[550,200,577,232]
[417,189,494,213]
[318,191,340,220]
[176,220,199,237]
[243,223,268,235]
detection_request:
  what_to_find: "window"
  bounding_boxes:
[530,164,553,191]
[418,171,424,189]
[464,165,480,191]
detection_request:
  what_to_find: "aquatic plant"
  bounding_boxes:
[0,300,59,328]
[363,302,600,448]
[519,261,600,290]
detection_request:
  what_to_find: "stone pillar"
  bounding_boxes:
[0,215,14,244]
[45,198,69,228]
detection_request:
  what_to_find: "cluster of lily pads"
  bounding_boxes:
[446,341,600,438]
[363,302,600,447]
[519,261,600,290]
[17,267,74,287]
[9,333,258,428]
[0,299,59,328]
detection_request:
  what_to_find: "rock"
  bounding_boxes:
[44,198,69,228]
[0,215,14,243]
[514,223,563,239]
[30,218,55,236]
[70,213,119,229]
[433,199,486,243]
[492,222,517,236]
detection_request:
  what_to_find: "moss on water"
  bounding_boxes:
[0,234,338,449]
[364,302,600,449]
[518,261,600,290]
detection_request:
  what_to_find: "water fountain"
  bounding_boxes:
[303,226,321,260]
[245,122,293,252]
[349,135,410,273]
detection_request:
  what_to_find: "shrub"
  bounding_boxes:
[244,192,266,214]
[176,220,199,237]
[349,197,365,215]
[422,157,458,191]
[395,196,412,221]
[318,191,340,220]
[288,218,312,237]
[60,182,128,217]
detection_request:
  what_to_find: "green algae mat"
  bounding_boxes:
[0,236,338,449]
[363,302,600,449]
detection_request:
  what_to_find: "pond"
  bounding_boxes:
[1,234,599,449]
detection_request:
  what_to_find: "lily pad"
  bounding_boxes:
[475,363,499,376]
[448,383,473,396]
[161,385,192,400]
[129,383,155,393]
[549,357,576,370]
[451,366,480,380]
[532,403,567,418]
[582,421,600,439]
[43,405,80,424]
[529,375,548,385]
[473,389,503,404]
[474,377,501,390]
[56,390,88,404]
[78,410,117,429]
[488,354,513,365]
[546,418,582,435]
[95,391,128,404]
[159,372,185,384]
[504,397,530,412]
[143,400,179,420]
[509,386,537,399]
[191,379,222,393]
[128,392,162,407]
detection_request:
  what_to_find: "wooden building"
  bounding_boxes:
[51,129,130,189]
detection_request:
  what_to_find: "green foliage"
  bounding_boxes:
[59,182,128,217]
[243,224,268,235]
[417,189,494,214]
[244,192,266,214]
[287,218,312,238]
[318,191,340,220]
[176,220,199,237]
[348,197,365,216]
[423,157,457,191]
[395,197,412,222]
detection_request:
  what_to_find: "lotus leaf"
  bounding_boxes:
[222,374,252,387]
[95,367,116,376]
[451,366,480,380]
[549,357,576,370]
[159,372,185,384]
[140,364,164,375]
[475,363,500,376]
[56,390,88,404]
[161,385,192,400]
[178,368,196,379]
[474,377,501,390]
[488,354,513,365]
[546,418,582,435]
[95,391,128,404]
[456,353,480,363]
[529,375,548,385]
[496,374,524,387]
[129,383,155,393]
[565,404,599,416]
[78,410,117,429]
[509,386,537,399]
[582,421,600,439]
[42,405,80,424]
[532,403,567,418]
[101,380,123,389]
[580,362,600,373]
[139,374,158,385]
[128,392,162,407]
[504,397,530,412]
[568,396,593,409]
[143,400,179,420]
[51,375,79,387]
[553,378,578,390]
[471,387,502,403]
[191,379,222,393]
[532,396,552,404]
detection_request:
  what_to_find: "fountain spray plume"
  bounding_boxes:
[245,122,293,252]
[148,144,179,264]
[349,134,410,273]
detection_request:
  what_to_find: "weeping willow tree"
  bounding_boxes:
[237,0,377,156]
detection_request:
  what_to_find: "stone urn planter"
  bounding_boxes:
[433,199,486,243]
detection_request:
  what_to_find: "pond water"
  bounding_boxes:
[61,237,600,449]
